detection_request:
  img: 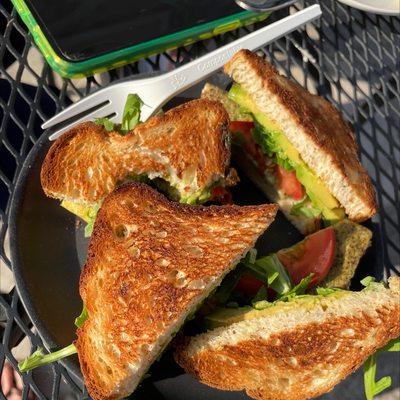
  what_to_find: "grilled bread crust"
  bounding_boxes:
[41,99,230,203]
[174,277,400,400]
[224,50,377,222]
[75,182,278,400]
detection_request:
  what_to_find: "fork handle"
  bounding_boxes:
[160,4,321,98]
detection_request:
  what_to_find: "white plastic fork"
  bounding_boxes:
[44,5,321,140]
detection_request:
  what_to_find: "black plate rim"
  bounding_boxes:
[8,131,83,383]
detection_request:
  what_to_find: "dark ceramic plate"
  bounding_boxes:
[8,97,381,399]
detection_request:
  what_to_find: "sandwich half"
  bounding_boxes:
[174,277,400,400]
[41,99,236,235]
[76,182,277,400]
[202,50,377,234]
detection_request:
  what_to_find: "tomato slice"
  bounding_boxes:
[210,186,232,204]
[277,227,336,287]
[229,121,254,141]
[235,273,264,297]
[275,165,304,200]
[230,121,267,174]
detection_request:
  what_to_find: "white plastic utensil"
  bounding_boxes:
[44,5,321,140]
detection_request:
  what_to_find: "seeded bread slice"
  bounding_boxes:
[76,182,278,400]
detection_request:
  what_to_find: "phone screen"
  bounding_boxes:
[25,0,245,62]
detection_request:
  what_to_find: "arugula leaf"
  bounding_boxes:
[315,287,343,296]
[364,336,399,399]
[243,254,292,295]
[360,276,387,291]
[18,344,77,373]
[213,265,245,305]
[252,286,268,303]
[94,94,143,135]
[277,274,313,302]
[364,353,392,400]
[94,117,115,131]
[245,248,258,264]
[120,94,143,133]
[291,198,322,219]
[382,337,400,352]
[361,276,376,287]
[19,307,90,373]
[75,305,88,328]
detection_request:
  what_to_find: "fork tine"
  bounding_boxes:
[48,105,116,141]
[41,93,111,130]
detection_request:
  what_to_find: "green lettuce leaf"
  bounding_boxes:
[252,121,294,172]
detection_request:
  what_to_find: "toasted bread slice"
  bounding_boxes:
[41,99,231,204]
[323,219,372,289]
[224,50,377,222]
[75,182,278,400]
[174,277,400,400]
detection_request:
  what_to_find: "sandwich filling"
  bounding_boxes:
[61,175,232,237]
[228,84,345,227]
[202,273,385,330]
[197,221,370,329]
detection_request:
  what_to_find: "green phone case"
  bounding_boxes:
[12,0,269,78]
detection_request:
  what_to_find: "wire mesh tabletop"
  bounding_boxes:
[0,0,399,399]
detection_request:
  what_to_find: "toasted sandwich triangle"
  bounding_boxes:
[174,277,400,400]
[76,182,278,400]
[41,99,231,204]
[224,50,377,221]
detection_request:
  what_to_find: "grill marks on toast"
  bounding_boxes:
[224,50,377,221]
[41,99,231,204]
[174,278,400,400]
[76,183,278,400]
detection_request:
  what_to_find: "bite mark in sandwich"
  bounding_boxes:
[41,97,237,236]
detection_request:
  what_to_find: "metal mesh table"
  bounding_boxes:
[1,0,399,398]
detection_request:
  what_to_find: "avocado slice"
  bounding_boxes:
[61,200,99,224]
[203,290,350,329]
[228,84,345,224]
